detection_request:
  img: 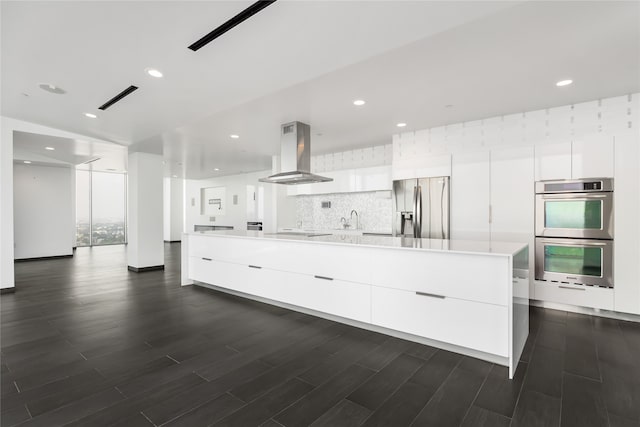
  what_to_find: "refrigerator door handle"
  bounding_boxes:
[415,185,422,238]
[412,185,418,238]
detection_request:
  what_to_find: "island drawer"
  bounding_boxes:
[189,257,250,294]
[371,286,508,357]
[370,249,510,306]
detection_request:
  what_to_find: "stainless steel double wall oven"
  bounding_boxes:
[535,178,614,288]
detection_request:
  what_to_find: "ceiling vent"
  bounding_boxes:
[188,0,277,51]
[98,85,139,110]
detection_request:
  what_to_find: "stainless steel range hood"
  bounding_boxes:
[259,121,332,185]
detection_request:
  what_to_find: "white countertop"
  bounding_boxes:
[187,230,527,257]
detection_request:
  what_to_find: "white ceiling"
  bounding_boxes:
[12,131,128,172]
[2,1,639,179]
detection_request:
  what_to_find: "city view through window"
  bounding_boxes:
[76,170,127,246]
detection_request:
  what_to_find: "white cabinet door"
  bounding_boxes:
[490,146,534,241]
[571,135,615,179]
[371,286,508,357]
[451,150,490,241]
[188,257,248,293]
[534,143,572,180]
[613,133,640,314]
[490,146,535,297]
[354,166,392,192]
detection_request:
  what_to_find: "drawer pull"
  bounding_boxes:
[314,275,334,281]
[202,257,212,261]
[416,291,445,299]
[248,265,262,269]
[559,285,585,291]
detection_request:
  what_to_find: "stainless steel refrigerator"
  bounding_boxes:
[392,177,450,239]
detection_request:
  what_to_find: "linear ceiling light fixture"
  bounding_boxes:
[82,157,101,165]
[188,0,277,51]
[98,85,139,110]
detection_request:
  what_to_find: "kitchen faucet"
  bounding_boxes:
[350,210,359,230]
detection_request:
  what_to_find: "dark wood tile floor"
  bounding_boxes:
[2,243,639,427]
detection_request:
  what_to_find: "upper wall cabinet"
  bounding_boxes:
[354,166,392,192]
[288,166,390,196]
[534,143,572,181]
[571,135,615,179]
[534,137,615,181]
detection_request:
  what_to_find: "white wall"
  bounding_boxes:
[163,177,184,241]
[13,164,74,259]
[185,170,272,233]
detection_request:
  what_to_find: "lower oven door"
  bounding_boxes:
[535,237,613,288]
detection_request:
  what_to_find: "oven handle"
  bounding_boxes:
[538,193,609,201]
[537,239,609,247]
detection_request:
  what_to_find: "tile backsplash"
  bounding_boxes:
[295,191,392,232]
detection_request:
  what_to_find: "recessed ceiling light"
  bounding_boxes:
[23,160,31,164]
[214,168,220,171]
[106,168,116,171]
[353,100,366,106]
[39,84,66,94]
[445,104,454,108]
[172,175,178,178]
[84,112,97,118]
[45,146,55,151]
[230,134,239,139]
[396,123,407,128]
[556,79,573,87]
[146,68,163,78]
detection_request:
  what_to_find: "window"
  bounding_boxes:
[76,170,127,246]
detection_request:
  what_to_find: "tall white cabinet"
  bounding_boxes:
[450,151,490,241]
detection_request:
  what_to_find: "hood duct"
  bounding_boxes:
[259,121,332,185]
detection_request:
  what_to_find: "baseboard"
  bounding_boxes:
[530,299,640,323]
[15,254,73,262]
[127,265,165,273]
[1,288,16,294]
[164,240,182,243]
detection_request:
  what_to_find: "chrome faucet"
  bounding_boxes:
[340,217,349,229]
[350,210,359,230]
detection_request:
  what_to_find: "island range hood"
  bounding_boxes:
[259,121,333,185]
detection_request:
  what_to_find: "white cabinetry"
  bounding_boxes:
[534,143,572,181]
[534,138,615,181]
[371,286,508,357]
[490,147,535,296]
[287,166,390,196]
[613,133,640,314]
[184,234,526,378]
[451,151,490,241]
[572,136,615,179]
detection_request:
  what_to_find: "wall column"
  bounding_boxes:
[127,152,164,272]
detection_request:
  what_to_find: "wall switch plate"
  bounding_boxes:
[191,197,195,206]
[233,195,238,205]
[209,216,215,222]
[321,201,331,208]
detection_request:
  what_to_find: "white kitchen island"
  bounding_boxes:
[182,231,529,378]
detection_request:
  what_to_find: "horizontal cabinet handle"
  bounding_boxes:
[201,257,212,261]
[248,265,262,269]
[559,285,585,291]
[314,275,334,281]
[415,291,445,299]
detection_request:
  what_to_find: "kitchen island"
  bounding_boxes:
[182,231,529,378]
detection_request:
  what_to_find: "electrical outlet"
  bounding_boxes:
[209,216,215,222]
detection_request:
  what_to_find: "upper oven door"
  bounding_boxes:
[535,192,614,239]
